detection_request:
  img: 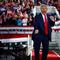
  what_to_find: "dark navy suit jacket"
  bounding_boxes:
[32,13,55,42]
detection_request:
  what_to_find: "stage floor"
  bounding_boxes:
[32,50,60,60]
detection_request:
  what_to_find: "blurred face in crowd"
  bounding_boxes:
[41,5,48,14]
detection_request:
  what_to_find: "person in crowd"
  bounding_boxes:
[16,11,23,26]
[28,15,33,26]
[42,0,47,5]
[6,12,13,25]
[54,2,60,14]
[42,0,53,6]
[32,4,55,60]
[30,3,36,17]
[0,14,3,25]
[17,4,22,12]
[1,12,7,25]
[22,11,28,26]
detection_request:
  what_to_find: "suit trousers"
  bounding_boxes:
[33,40,49,60]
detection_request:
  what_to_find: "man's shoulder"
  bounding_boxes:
[36,13,41,15]
[36,13,42,17]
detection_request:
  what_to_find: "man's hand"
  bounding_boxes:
[50,16,56,22]
[35,29,39,34]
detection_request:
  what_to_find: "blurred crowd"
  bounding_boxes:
[0,0,35,26]
[0,0,60,26]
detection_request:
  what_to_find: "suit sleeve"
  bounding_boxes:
[33,14,39,29]
[48,16,55,27]
[50,19,55,27]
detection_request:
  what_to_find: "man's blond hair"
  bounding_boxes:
[40,4,48,9]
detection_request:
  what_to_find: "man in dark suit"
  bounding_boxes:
[32,4,55,60]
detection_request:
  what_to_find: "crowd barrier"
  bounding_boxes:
[52,26,60,49]
[0,26,34,56]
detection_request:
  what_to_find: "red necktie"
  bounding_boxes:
[44,14,48,35]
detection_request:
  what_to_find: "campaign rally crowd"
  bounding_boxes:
[0,0,60,26]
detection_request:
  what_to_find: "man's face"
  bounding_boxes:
[41,6,48,14]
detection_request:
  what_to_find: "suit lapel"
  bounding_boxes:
[39,13,44,24]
